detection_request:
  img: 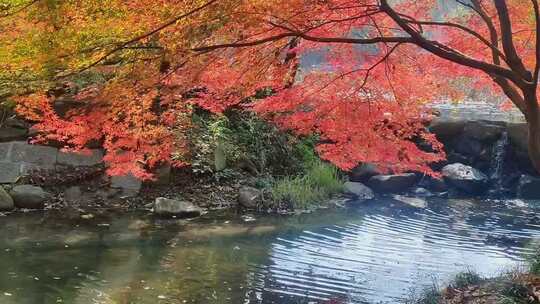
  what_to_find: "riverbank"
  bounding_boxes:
[407,251,540,304]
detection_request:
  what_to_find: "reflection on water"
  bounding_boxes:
[1,198,540,304]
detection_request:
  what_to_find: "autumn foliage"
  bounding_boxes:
[3,0,540,178]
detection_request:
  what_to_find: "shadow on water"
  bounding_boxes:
[1,198,540,304]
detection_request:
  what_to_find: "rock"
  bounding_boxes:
[9,142,58,169]
[418,176,448,192]
[517,175,540,199]
[214,143,227,171]
[153,163,172,185]
[344,182,374,200]
[442,163,489,194]
[391,195,427,208]
[0,162,21,184]
[238,186,262,209]
[367,173,418,193]
[453,136,484,157]
[57,149,103,167]
[429,120,465,141]
[349,163,379,182]
[463,121,505,142]
[411,187,433,197]
[507,123,528,152]
[9,185,50,209]
[64,186,83,203]
[0,186,14,211]
[0,142,10,159]
[0,127,27,142]
[110,174,142,197]
[154,197,202,217]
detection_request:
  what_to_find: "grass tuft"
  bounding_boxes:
[270,160,344,210]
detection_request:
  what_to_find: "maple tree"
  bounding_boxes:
[2,0,540,178]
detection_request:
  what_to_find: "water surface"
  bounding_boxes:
[1,198,540,304]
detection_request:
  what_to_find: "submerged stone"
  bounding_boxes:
[391,195,427,209]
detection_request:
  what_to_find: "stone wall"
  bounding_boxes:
[0,141,103,183]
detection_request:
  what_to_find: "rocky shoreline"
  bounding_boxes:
[1,110,539,218]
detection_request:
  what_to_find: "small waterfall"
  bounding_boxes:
[490,131,509,192]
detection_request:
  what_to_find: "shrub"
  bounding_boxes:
[450,270,483,289]
[528,246,540,276]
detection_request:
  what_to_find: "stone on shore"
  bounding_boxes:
[349,163,379,182]
[367,173,418,193]
[153,197,202,217]
[344,182,374,200]
[238,186,262,209]
[9,185,50,209]
[0,186,14,211]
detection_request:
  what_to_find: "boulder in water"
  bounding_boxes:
[367,173,418,194]
[154,197,202,217]
[418,176,448,193]
[0,186,14,211]
[517,175,540,199]
[442,163,489,194]
[9,185,50,209]
[344,182,374,200]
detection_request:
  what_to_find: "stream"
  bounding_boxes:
[1,198,540,304]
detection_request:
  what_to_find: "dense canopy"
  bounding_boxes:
[2,0,538,178]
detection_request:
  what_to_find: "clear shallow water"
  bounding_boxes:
[1,198,540,304]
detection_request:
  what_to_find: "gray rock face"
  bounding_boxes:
[418,176,448,193]
[442,163,489,194]
[0,127,27,142]
[10,142,58,169]
[463,121,505,142]
[507,123,528,152]
[0,142,11,159]
[9,185,50,209]
[0,162,21,184]
[349,163,379,182]
[344,182,374,200]
[391,195,427,208]
[111,174,142,197]
[517,175,540,199]
[57,149,103,167]
[0,186,14,211]
[154,197,202,217]
[238,186,262,209]
[367,173,418,194]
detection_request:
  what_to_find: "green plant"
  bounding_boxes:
[528,246,540,276]
[269,160,344,210]
[403,284,442,304]
[450,270,483,289]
